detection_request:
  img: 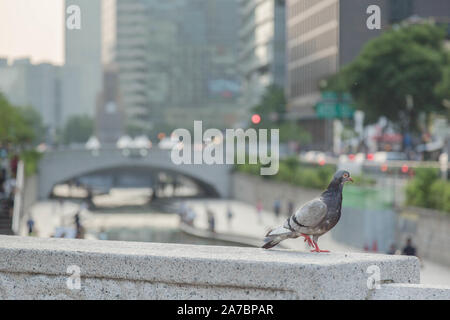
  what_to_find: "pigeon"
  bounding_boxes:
[262,170,353,252]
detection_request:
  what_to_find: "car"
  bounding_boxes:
[158,137,182,150]
[373,151,407,162]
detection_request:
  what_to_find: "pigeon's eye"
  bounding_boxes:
[343,173,348,178]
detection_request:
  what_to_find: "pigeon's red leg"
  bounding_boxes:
[310,241,330,253]
[300,234,314,248]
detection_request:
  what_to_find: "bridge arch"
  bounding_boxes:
[51,164,221,198]
[38,148,232,199]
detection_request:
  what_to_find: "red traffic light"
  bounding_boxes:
[251,114,261,124]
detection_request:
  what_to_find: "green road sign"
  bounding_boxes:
[321,91,338,100]
[315,92,355,119]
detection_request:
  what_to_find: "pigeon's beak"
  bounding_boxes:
[348,177,354,183]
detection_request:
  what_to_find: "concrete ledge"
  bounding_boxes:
[0,235,420,299]
[179,222,291,249]
[369,283,450,300]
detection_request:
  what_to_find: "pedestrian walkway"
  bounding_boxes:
[21,201,80,237]
[22,200,179,239]
[185,199,450,286]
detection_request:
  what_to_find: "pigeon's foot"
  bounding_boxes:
[300,234,314,248]
[310,241,330,253]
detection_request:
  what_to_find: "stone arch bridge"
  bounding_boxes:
[37,148,233,199]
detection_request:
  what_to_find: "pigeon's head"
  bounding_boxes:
[332,170,353,184]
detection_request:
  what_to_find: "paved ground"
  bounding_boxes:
[22,201,80,238]
[22,200,179,239]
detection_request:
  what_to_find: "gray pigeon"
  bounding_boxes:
[262,170,353,252]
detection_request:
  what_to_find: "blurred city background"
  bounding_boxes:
[0,0,449,285]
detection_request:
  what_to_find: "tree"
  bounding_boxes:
[0,93,35,146]
[17,106,47,145]
[251,85,286,127]
[325,23,449,132]
[435,59,450,117]
[0,93,46,176]
[63,115,94,144]
[251,86,311,144]
[278,122,312,145]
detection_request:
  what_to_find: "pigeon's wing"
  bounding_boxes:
[288,198,327,230]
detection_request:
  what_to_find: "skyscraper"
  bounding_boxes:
[64,0,102,122]
[237,0,286,109]
[96,65,124,145]
[102,0,241,133]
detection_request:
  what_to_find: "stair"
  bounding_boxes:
[0,199,13,235]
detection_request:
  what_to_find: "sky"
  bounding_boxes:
[0,0,64,65]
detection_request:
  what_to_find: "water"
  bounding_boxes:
[105,226,251,247]
[53,188,249,247]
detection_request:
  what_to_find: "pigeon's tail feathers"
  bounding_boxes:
[262,226,293,249]
[265,225,292,237]
[262,238,282,249]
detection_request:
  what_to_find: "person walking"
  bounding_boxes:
[178,201,188,223]
[273,199,281,220]
[0,163,6,196]
[4,177,16,218]
[207,208,216,233]
[387,243,398,255]
[74,211,83,239]
[226,204,233,229]
[26,216,35,236]
[287,200,294,217]
[10,154,19,178]
[256,200,263,224]
[402,237,417,256]
[74,212,81,231]
[98,228,108,240]
[185,207,196,226]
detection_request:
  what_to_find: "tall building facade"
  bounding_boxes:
[114,0,155,131]
[286,0,389,118]
[286,0,450,150]
[64,0,102,122]
[102,0,241,133]
[96,66,124,145]
[238,0,286,109]
[0,58,62,136]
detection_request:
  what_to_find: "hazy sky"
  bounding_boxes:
[0,0,64,65]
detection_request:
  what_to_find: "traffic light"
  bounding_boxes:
[401,164,409,173]
[251,114,261,124]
